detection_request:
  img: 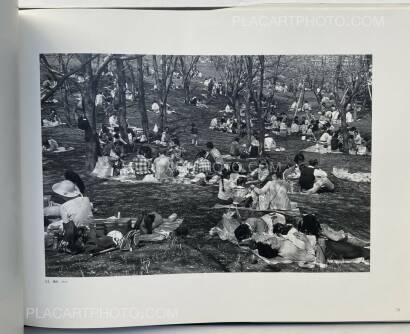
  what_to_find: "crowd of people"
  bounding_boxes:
[41,72,371,269]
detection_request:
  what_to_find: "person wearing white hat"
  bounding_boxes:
[44,180,93,228]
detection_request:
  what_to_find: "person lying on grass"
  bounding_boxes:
[299,159,334,195]
[233,214,369,263]
[139,212,164,234]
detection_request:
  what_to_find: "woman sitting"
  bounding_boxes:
[44,180,93,229]
[217,169,235,205]
[42,135,59,152]
[250,172,291,211]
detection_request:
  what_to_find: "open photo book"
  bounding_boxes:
[1,1,410,332]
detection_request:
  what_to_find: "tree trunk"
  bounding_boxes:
[160,101,167,131]
[234,97,240,122]
[57,55,74,127]
[183,80,190,104]
[82,58,99,171]
[136,56,149,139]
[334,56,349,154]
[115,58,128,141]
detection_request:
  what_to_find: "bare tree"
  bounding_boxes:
[152,55,177,130]
[114,57,128,141]
[127,56,149,139]
[212,56,247,120]
[245,56,266,154]
[178,56,200,104]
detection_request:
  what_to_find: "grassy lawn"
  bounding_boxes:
[42,71,371,276]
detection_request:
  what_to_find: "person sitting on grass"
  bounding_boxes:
[99,125,112,146]
[160,127,170,145]
[283,152,305,182]
[193,150,212,175]
[229,137,241,157]
[205,141,224,166]
[109,114,119,128]
[250,172,292,211]
[299,159,334,194]
[300,121,308,135]
[290,119,300,134]
[248,135,260,158]
[331,131,343,152]
[64,170,86,195]
[152,150,172,181]
[44,180,93,230]
[217,168,235,205]
[42,135,59,152]
[209,117,218,130]
[247,160,270,185]
[264,135,276,152]
[132,148,152,180]
[319,129,332,148]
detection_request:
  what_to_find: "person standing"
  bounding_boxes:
[191,123,199,146]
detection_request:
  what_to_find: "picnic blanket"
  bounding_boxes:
[332,167,371,183]
[138,218,184,242]
[120,218,184,250]
[46,147,74,154]
[42,122,66,128]
[210,203,301,217]
[303,144,342,155]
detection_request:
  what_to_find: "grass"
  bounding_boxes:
[42,69,371,276]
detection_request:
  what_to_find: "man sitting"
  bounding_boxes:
[152,151,172,181]
[205,141,224,166]
[132,148,152,180]
[299,159,334,194]
[247,160,270,185]
[193,150,212,175]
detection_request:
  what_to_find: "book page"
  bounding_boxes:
[0,1,23,334]
[20,6,410,328]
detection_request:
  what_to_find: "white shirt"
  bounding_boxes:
[95,94,104,106]
[319,132,332,145]
[346,112,353,123]
[314,168,328,178]
[60,197,93,227]
[109,115,118,128]
[210,118,218,128]
[152,102,160,113]
[264,137,276,150]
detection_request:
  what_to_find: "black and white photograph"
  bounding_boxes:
[41,54,372,276]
